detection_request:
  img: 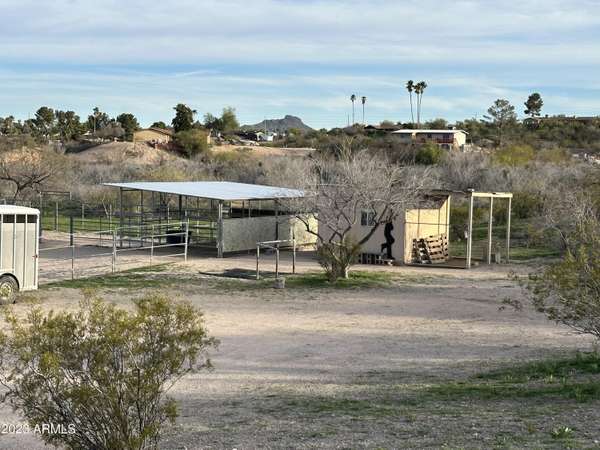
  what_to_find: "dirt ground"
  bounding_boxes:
[71,142,314,166]
[0,255,596,449]
[71,141,180,165]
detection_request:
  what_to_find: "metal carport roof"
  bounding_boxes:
[104,181,305,201]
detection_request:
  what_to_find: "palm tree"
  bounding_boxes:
[361,96,367,125]
[406,80,415,125]
[415,81,428,128]
[350,94,357,125]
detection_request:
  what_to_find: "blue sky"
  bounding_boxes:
[1,0,599,129]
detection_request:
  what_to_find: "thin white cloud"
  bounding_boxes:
[1,0,599,127]
[1,0,600,65]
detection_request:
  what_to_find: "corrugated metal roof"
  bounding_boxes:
[0,205,40,215]
[104,181,305,201]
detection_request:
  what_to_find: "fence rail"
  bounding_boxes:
[256,239,296,280]
[38,221,189,282]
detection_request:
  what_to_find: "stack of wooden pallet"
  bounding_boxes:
[412,234,449,264]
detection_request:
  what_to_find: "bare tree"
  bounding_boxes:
[0,147,65,202]
[281,143,429,280]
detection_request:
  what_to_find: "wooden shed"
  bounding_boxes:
[353,189,512,269]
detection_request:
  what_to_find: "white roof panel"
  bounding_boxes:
[104,181,305,201]
[0,205,40,215]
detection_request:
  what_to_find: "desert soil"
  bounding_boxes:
[0,254,596,449]
[71,142,314,166]
[71,141,180,165]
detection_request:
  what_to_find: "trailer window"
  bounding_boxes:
[16,215,26,223]
[2,215,15,223]
[27,215,37,223]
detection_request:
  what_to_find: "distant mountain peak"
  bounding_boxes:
[241,115,313,132]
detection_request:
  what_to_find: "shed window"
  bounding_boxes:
[361,211,376,226]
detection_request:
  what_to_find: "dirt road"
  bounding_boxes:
[0,262,594,449]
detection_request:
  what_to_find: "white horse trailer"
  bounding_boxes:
[0,205,40,303]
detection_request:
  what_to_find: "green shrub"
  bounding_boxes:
[512,192,545,219]
[0,292,217,450]
[175,129,210,158]
[415,143,444,165]
[492,144,535,166]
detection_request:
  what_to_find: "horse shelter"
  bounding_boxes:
[104,181,318,258]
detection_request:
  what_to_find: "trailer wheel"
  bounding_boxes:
[0,276,18,305]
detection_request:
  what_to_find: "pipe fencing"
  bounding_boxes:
[38,220,189,282]
[255,238,296,280]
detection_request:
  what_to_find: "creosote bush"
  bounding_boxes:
[0,292,217,450]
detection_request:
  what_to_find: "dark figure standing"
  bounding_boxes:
[381,221,395,260]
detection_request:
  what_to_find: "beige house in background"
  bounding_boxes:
[133,127,174,144]
[134,127,212,146]
[391,129,468,150]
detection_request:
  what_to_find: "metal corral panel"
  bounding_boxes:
[104,181,305,201]
[0,205,40,291]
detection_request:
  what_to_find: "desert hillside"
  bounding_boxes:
[71,141,314,165]
[71,141,179,165]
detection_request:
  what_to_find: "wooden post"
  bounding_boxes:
[55,201,59,231]
[487,197,494,265]
[466,191,474,269]
[506,197,512,263]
